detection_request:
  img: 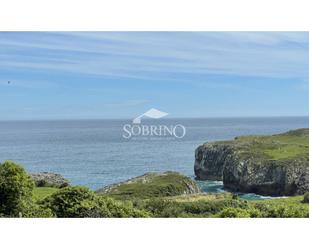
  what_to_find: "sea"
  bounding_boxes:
[1,117,309,199]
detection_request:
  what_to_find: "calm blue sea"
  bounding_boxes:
[1,117,309,198]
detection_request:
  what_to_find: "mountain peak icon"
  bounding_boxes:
[133,108,168,124]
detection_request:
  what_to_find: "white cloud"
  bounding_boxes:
[2,32,309,81]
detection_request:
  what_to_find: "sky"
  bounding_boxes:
[1,32,309,120]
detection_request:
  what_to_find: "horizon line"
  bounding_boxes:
[1,115,309,122]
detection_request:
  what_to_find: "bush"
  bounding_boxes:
[218,207,251,218]
[41,186,149,218]
[138,197,253,217]
[21,202,54,218]
[303,192,309,203]
[36,179,48,187]
[102,197,149,218]
[182,199,246,215]
[253,202,308,218]
[142,198,174,216]
[0,161,35,216]
[41,186,100,217]
[34,179,69,188]
[59,182,70,188]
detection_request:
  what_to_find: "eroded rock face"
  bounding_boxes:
[30,172,70,188]
[222,156,309,196]
[194,130,309,196]
[194,143,232,181]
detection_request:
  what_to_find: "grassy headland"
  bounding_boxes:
[229,128,309,161]
[96,171,200,200]
[195,128,309,196]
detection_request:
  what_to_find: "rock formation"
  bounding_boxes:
[194,129,309,196]
[30,172,70,188]
[97,171,200,199]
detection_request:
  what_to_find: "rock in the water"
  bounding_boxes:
[96,171,200,199]
[194,129,309,196]
[30,172,70,188]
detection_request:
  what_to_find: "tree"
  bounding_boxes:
[0,161,35,216]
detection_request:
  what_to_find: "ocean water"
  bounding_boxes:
[1,117,309,195]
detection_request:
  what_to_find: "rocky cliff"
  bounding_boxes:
[194,129,309,196]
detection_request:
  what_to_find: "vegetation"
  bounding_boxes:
[35,179,69,188]
[230,128,309,161]
[0,161,148,217]
[0,161,35,216]
[97,172,199,200]
[130,193,309,218]
[218,208,251,218]
[0,160,308,218]
[41,186,149,217]
[33,187,58,201]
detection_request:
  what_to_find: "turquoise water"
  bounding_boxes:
[1,117,309,195]
[196,180,275,200]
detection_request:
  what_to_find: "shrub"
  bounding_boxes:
[59,182,69,188]
[0,161,35,216]
[21,202,54,218]
[142,198,177,217]
[41,186,99,217]
[253,202,308,218]
[36,179,48,187]
[218,207,251,218]
[180,198,249,216]
[41,186,148,218]
[34,179,69,188]
[246,207,262,218]
[102,197,149,218]
[303,192,309,203]
[159,205,185,217]
[139,198,252,217]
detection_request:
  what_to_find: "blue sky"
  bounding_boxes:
[1,32,309,120]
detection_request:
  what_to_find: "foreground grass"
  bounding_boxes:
[32,186,309,217]
[130,193,309,217]
[33,187,58,201]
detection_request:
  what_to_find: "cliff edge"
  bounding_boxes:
[194,128,309,196]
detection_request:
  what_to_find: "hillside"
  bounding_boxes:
[96,171,200,200]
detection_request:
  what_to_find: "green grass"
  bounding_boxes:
[219,129,309,161]
[252,195,307,207]
[166,192,232,202]
[97,172,199,200]
[33,187,58,201]
[264,144,309,160]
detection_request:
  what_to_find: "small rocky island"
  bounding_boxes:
[96,171,200,199]
[194,128,309,196]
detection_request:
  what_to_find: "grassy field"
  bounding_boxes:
[224,128,309,161]
[33,187,58,201]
